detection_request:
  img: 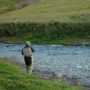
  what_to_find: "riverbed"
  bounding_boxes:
[0,43,90,86]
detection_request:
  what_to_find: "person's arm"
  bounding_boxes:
[22,50,24,55]
[31,47,34,53]
[22,47,24,55]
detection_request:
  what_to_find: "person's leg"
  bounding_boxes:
[30,56,34,73]
[26,65,31,74]
[26,57,32,75]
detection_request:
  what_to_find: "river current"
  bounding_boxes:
[0,43,90,86]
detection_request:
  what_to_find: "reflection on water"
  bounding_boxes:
[0,43,90,85]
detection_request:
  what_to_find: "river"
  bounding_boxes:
[0,43,90,86]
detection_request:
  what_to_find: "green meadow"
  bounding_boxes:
[0,0,21,13]
[0,0,90,44]
[0,0,90,23]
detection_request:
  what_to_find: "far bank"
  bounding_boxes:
[0,22,90,45]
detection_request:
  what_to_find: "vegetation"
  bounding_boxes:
[0,60,80,90]
[0,22,90,44]
[0,0,90,23]
[0,0,21,13]
[0,0,90,44]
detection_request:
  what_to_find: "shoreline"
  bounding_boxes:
[0,57,90,90]
[0,41,90,46]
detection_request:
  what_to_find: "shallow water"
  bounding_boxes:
[0,43,90,86]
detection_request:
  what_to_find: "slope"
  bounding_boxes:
[0,60,80,90]
[0,0,21,13]
[0,0,90,23]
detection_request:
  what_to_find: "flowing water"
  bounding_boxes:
[0,43,90,86]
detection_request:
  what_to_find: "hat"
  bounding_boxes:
[25,41,31,47]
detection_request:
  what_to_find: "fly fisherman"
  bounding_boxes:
[22,41,34,75]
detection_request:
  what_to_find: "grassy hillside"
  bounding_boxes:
[0,0,90,23]
[0,0,90,44]
[0,60,80,90]
[0,0,21,13]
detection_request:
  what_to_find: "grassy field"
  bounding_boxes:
[0,60,80,90]
[0,0,21,13]
[0,0,90,44]
[0,0,90,23]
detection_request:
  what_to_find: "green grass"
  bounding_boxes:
[0,22,90,45]
[0,60,80,90]
[0,0,90,44]
[0,0,90,23]
[0,0,21,13]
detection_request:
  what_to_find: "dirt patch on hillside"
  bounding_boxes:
[15,0,39,9]
[0,0,39,14]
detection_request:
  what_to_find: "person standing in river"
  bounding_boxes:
[22,41,34,75]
